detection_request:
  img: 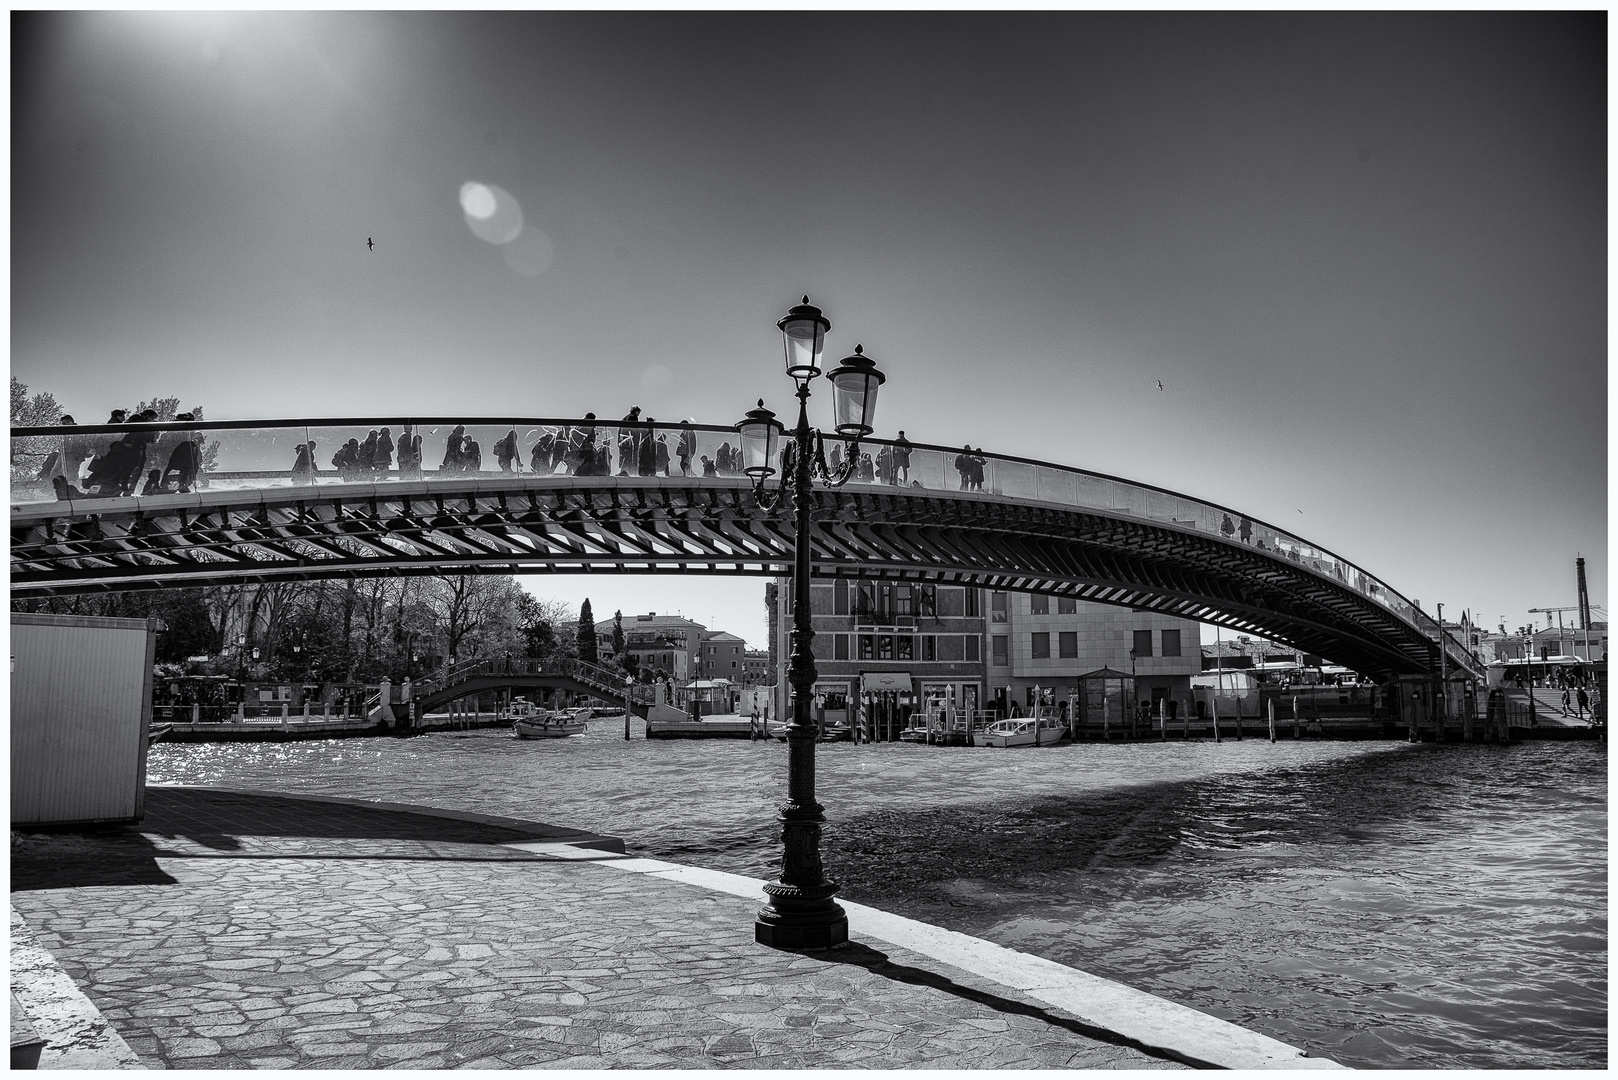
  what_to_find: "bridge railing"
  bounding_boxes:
[413,655,656,705]
[9,414,1475,674]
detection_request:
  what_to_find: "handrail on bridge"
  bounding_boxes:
[9,413,1478,678]
[414,655,655,704]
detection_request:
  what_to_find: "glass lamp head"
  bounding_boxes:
[736,400,783,480]
[777,296,830,382]
[826,345,885,437]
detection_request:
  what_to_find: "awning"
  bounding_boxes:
[860,672,913,693]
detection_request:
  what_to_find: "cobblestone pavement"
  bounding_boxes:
[11,787,1184,1070]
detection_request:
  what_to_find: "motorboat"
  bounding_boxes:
[766,718,848,741]
[975,715,1068,747]
[511,702,589,739]
[976,718,1039,747]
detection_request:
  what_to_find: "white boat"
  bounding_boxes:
[975,715,1068,748]
[976,718,1038,747]
[511,703,589,739]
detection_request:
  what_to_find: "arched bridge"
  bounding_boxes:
[9,415,1479,682]
[412,656,657,718]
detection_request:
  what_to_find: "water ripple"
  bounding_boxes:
[149,732,1605,1068]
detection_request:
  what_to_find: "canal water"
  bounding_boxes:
[148,728,1606,1069]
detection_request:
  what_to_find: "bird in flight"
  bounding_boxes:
[367,237,374,251]
[1155,380,1163,391]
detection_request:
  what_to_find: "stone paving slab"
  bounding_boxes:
[9,787,1199,1070]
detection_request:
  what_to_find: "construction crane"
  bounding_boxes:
[1529,606,1582,661]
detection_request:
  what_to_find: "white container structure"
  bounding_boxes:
[11,613,162,826]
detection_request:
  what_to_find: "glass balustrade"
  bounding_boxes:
[9,415,1467,659]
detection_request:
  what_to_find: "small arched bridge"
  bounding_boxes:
[411,656,657,718]
[9,415,1479,682]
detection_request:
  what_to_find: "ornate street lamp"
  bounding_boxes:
[737,296,885,950]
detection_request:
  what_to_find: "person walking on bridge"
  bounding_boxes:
[374,427,394,473]
[495,428,519,472]
[161,413,202,493]
[894,431,913,485]
[676,420,696,476]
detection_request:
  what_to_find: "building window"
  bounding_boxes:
[895,583,914,616]
[834,634,849,661]
[897,635,914,661]
[1133,629,1153,658]
[1059,631,1077,659]
[878,635,894,660]
[1057,597,1077,614]
[1030,595,1048,615]
[1161,629,1181,657]
[920,585,937,618]
[991,592,1008,622]
[922,635,937,661]
[1031,632,1050,659]
[992,635,1008,665]
[966,635,981,661]
[964,589,980,617]
[858,635,874,661]
[834,578,849,616]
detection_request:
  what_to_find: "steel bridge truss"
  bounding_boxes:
[9,476,1475,681]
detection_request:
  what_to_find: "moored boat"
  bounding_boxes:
[975,718,1039,747]
[975,715,1068,747]
[510,701,589,739]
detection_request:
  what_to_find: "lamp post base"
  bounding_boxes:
[754,906,848,950]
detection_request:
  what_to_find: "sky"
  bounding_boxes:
[11,11,1607,650]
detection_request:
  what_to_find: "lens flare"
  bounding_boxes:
[459,182,496,219]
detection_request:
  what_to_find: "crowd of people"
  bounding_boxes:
[34,409,942,497]
[37,409,204,500]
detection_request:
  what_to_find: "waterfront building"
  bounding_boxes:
[699,630,746,680]
[1200,636,1318,671]
[1493,622,1608,662]
[769,578,987,735]
[742,648,773,686]
[768,579,1205,731]
[620,613,706,683]
[990,591,1203,718]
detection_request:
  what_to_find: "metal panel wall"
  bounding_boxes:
[11,613,159,826]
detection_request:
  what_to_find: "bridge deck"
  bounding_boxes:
[10,417,1481,681]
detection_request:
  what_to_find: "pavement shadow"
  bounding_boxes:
[11,787,545,893]
[818,940,1186,1066]
[138,786,539,846]
[11,830,179,892]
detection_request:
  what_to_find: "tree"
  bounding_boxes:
[577,598,598,665]
[612,609,626,658]
[516,592,567,658]
[11,376,61,427]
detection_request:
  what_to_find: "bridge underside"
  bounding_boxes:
[10,476,1466,681]
[416,675,648,717]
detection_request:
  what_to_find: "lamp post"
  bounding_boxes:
[737,296,885,950]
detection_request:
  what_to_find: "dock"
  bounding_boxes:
[645,714,758,739]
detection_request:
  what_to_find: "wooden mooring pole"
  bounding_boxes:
[1211,697,1221,743]
[1292,696,1300,739]
[1267,698,1276,742]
